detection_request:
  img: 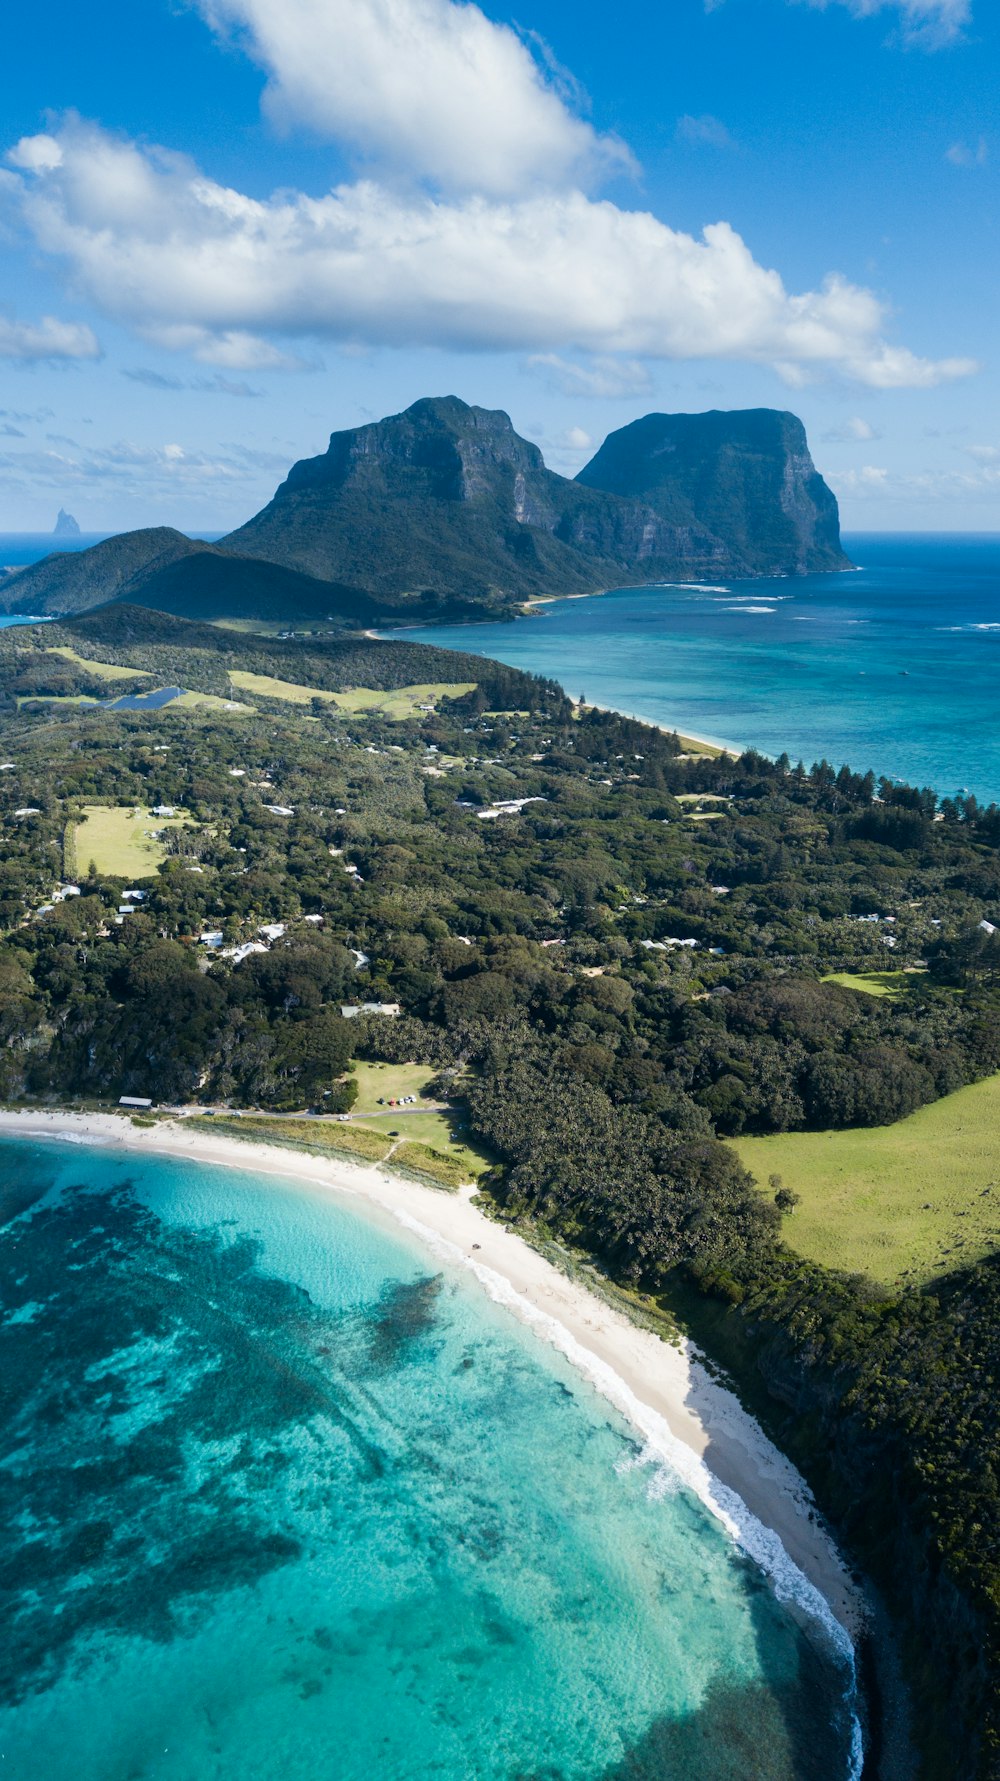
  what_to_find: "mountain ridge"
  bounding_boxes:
[2,397,850,621]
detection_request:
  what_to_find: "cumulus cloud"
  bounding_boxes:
[196,0,629,196]
[830,461,1000,504]
[946,137,988,167]
[0,311,100,363]
[4,122,975,390]
[821,415,881,441]
[801,0,970,48]
[676,114,735,149]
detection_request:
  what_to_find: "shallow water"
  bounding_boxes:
[394,533,1000,802]
[0,1138,857,1779]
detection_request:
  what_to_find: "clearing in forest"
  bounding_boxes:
[734,1072,1000,1287]
[70,803,195,878]
[820,969,928,998]
[228,671,476,718]
[349,1060,439,1114]
[46,646,153,683]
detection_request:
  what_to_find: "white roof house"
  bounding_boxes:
[340,1002,401,1019]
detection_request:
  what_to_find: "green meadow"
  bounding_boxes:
[228,670,476,718]
[735,1072,1000,1287]
[70,804,195,878]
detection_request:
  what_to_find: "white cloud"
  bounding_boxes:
[5,123,975,391]
[801,0,970,47]
[946,137,988,167]
[0,312,100,363]
[676,114,735,149]
[196,0,630,196]
[525,354,654,398]
[564,425,593,450]
[831,462,1000,503]
[7,133,63,172]
[821,415,881,441]
[962,444,1000,463]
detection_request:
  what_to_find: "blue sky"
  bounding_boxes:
[1,0,996,532]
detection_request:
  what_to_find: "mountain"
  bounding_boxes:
[576,408,849,576]
[0,528,380,625]
[53,508,81,537]
[1,398,849,621]
[223,394,731,601]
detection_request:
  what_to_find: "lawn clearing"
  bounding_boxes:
[228,671,341,706]
[46,646,153,683]
[330,682,477,719]
[228,671,476,719]
[71,803,195,878]
[821,970,925,999]
[170,690,252,713]
[18,695,102,708]
[349,1059,438,1114]
[734,1072,1000,1287]
[370,1110,491,1179]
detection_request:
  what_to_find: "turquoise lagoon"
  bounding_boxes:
[395,533,1000,804]
[0,1139,857,1779]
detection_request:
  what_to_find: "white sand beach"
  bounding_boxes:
[0,1107,865,1652]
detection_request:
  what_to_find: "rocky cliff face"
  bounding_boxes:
[576,408,850,577]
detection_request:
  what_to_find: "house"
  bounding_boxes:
[340,1002,402,1019]
[119,1096,153,1109]
[122,889,147,902]
[227,941,269,964]
[981,920,998,936]
[151,804,176,816]
[199,931,225,948]
[265,804,295,817]
[304,914,324,925]
[259,922,286,941]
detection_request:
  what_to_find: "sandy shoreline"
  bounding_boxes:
[0,1107,865,1654]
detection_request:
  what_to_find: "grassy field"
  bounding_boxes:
[18,694,102,708]
[71,803,195,878]
[47,646,152,683]
[171,690,252,713]
[734,1073,1000,1286]
[228,671,341,705]
[228,671,476,719]
[821,970,924,999]
[349,1059,438,1114]
[367,1109,490,1178]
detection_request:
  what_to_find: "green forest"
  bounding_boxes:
[3,603,1000,1776]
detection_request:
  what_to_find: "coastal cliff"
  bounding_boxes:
[576,408,850,577]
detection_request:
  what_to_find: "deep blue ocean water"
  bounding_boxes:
[395,533,1000,804]
[0,1139,858,1780]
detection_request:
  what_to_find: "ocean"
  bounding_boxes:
[0,1139,858,1780]
[395,533,1000,805]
